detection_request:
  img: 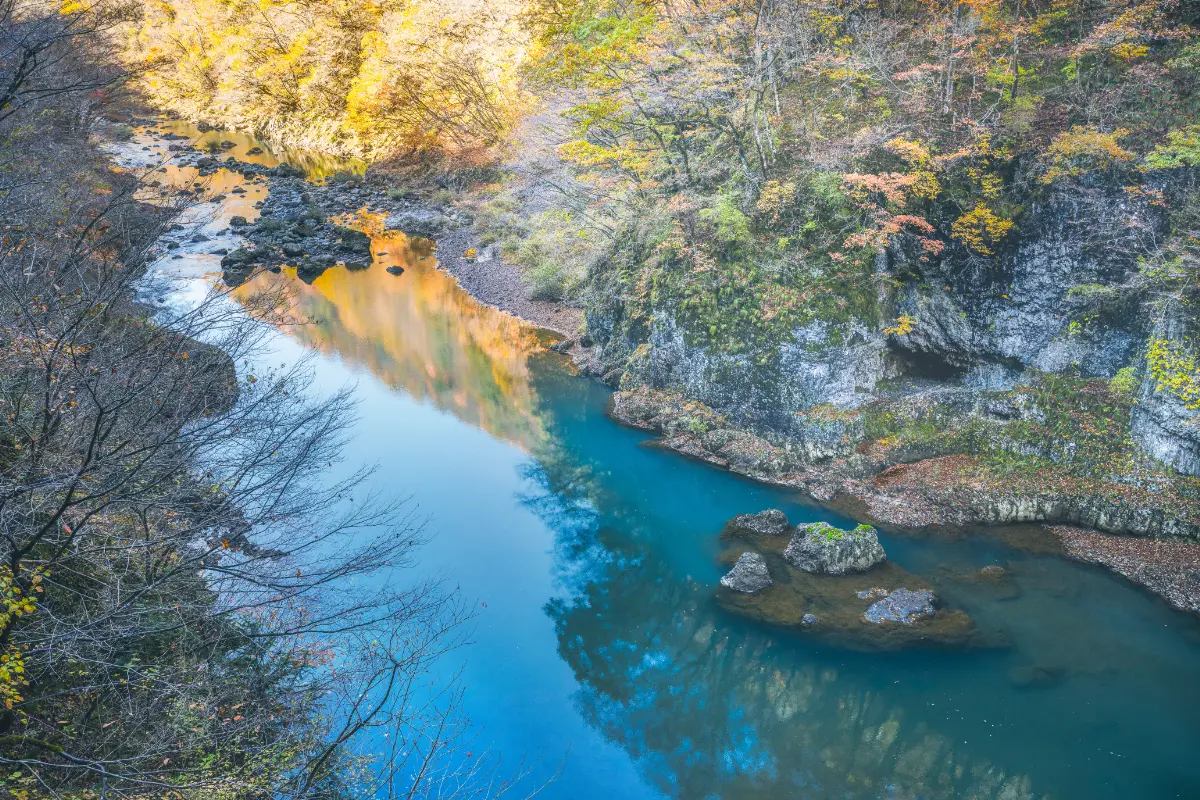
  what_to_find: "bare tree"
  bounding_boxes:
[0,5,545,798]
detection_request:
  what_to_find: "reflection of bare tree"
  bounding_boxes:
[516,382,1037,800]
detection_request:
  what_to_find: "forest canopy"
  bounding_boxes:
[126,0,530,158]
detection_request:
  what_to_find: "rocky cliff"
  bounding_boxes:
[577,171,1200,540]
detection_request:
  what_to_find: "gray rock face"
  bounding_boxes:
[385,208,452,237]
[1133,396,1200,476]
[635,316,888,447]
[1132,311,1200,476]
[720,552,773,594]
[729,509,790,537]
[891,182,1154,376]
[784,522,886,575]
[863,588,936,624]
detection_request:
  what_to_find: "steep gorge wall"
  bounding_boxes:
[581,171,1200,534]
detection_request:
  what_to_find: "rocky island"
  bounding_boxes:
[715,512,995,651]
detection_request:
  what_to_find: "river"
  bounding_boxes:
[113,121,1200,800]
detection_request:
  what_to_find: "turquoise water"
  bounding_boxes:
[124,123,1200,800]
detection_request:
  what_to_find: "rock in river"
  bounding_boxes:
[720,552,772,594]
[862,588,936,624]
[784,522,886,575]
[726,509,791,537]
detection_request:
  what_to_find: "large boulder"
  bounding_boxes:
[719,552,773,594]
[385,208,453,237]
[333,225,372,255]
[863,588,936,624]
[784,522,886,575]
[727,509,790,537]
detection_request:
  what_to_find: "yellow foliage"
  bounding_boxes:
[1111,42,1149,61]
[1040,126,1135,184]
[126,0,529,160]
[755,180,797,223]
[882,315,917,336]
[1147,338,1200,410]
[951,204,1013,255]
[0,566,44,716]
[884,137,932,166]
[558,139,651,177]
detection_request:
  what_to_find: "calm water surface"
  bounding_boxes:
[117,123,1200,800]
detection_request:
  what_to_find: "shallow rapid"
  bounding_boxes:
[116,122,1200,800]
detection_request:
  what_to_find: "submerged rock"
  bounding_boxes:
[784,522,886,575]
[720,552,772,594]
[727,509,791,537]
[1007,663,1067,689]
[863,588,936,624]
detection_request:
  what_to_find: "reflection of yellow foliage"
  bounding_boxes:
[237,217,548,449]
[951,205,1013,255]
[882,315,917,336]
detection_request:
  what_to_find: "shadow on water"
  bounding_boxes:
[121,120,1200,800]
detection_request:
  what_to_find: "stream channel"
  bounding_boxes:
[111,120,1200,800]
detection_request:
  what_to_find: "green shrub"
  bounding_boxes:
[328,169,362,185]
[1109,366,1139,397]
[525,256,570,300]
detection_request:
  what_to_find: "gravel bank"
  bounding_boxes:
[1049,525,1200,614]
[431,229,585,337]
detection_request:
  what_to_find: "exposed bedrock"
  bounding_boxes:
[587,174,1200,523]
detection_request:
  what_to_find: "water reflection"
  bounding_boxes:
[235,224,553,450]
[153,120,367,180]
[116,120,1200,800]
[515,362,1200,800]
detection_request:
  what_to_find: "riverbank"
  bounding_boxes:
[431,228,585,337]
[606,385,1200,615]
[177,136,586,337]
[146,121,1200,619]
